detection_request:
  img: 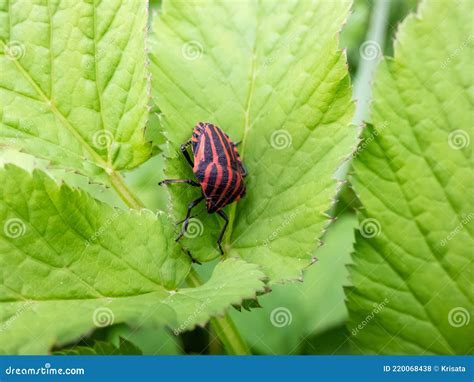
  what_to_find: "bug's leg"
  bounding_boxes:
[216,210,229,255]
[180,140,194,168]
[232,142,247,177]
[176,196,205,242]
[185,250,202,265]
[158,179,200,187]
[176,213,198,225]
[239,161,248,177]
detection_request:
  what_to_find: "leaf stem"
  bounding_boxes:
[187,267,251,355]
[335,0,390,182]
[109,171,145,209]
[352,0,391,125]
[108,168,248,355]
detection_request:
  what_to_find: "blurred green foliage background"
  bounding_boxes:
[0,0,419,355]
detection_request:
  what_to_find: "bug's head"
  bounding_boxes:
[195,122,207,133]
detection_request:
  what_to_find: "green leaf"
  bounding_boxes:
[0,165,266,354]
[0,0,152,181]
[169,258,266,333]
[301,325,351,355]
[340,0,370,75]
[150,0,357,282]
[230,214,357,354]
[347,1,473,355]
[54,337,143,355]
[145,106,167,156]
[106,324,183,355]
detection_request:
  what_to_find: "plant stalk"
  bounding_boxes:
[335,0,391,182]
[109,174,250,355]
[187,267,251,355]
[109,170,145,209]
[352,0,391,125]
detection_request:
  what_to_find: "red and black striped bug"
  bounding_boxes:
[159,122,247,254]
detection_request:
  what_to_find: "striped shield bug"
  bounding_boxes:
[159,122,247,254]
